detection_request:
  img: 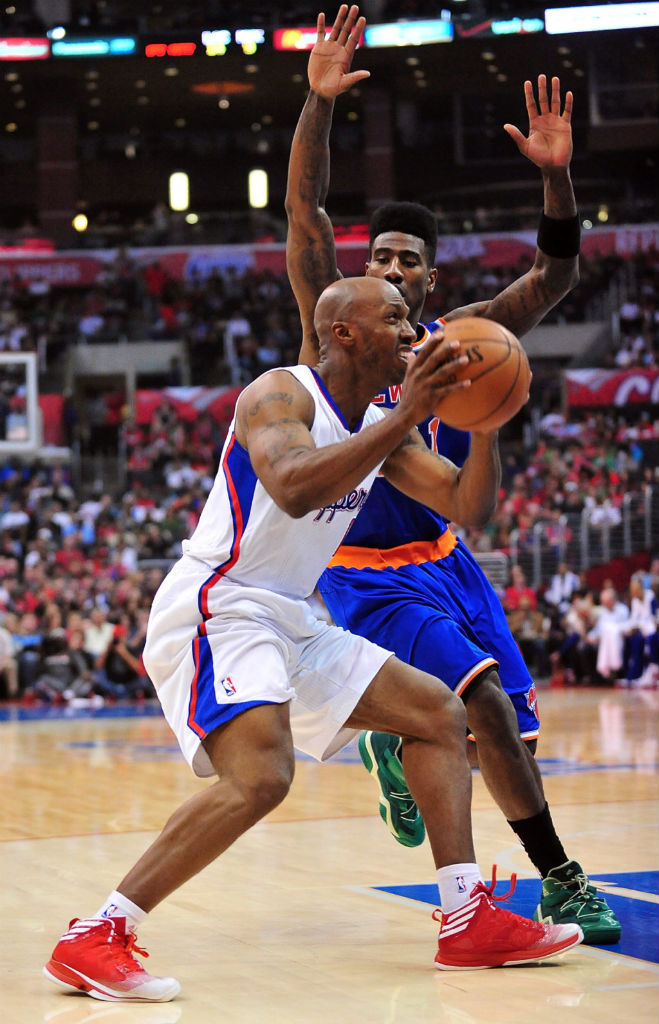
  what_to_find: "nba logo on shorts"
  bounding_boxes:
[456,875,466,893]
[220,676,236,695]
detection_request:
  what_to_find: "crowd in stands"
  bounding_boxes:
[0,252,306,390]
[456,408,658,556]
[1,408,657,706]
[0,459,164,708]
[1,241,657,394]
[0,237,657,706]
[500,560,659,690]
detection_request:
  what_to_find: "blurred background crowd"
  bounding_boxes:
[0,242,657,708]
[0,1,657,707]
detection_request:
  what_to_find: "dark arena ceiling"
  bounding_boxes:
[0,2,656,230]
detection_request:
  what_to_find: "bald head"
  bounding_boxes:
[313,276,404,349]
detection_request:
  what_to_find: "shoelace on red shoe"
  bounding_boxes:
[124,933,149,960]
[432,865,520,926]
[469,864,517,903]
[470,867,553,939]
[63,917,150,963]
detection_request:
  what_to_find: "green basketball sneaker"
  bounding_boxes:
[533,860,621,944]
[358,731,426,848]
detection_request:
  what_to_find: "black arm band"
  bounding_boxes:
[536,213,581,258]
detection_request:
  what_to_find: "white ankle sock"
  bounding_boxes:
[436,863,483,914]
[94,890,147,933]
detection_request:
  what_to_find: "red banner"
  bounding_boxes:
[38,394,65,446]
[564,368,659,407]
[134,386,243,426]
[1,223,655,287]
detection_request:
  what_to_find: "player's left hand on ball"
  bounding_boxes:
[402,334,471,421]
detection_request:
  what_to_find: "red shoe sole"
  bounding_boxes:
[435,929,582,970]
[43,960,137,1001]
[44,958,93,993]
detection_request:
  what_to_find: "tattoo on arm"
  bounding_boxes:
[246,392,294,418]
[396,433,419,451]
[487,265,575,336]
[296,95,332,205]
[543,174,577,220]
[261,419,314,470]
[433,452,457,472]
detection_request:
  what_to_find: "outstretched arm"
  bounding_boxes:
[285,5,369,365]
[445,75,579,339]
[236,338,469,519]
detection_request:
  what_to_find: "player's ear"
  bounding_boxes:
[427,267,438,293]
[332,320,356,348]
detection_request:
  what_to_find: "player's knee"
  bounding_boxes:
[239,760,294,821]
[525,737,538,756]
[464,669,517,737]
[425,682,467,742]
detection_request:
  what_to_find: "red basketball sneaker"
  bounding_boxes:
[434,867,583,970]
[43,917,181,1001]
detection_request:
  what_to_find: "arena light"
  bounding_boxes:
[364,19,453,47]
[51,36,136,57]
[72,213,88,232]
[492,17,544,35]
[545,2,659,34]
[0,37,49,60]
[169,171,190,212]
[235,28,265,55]
[248,169,268,210]
[273,27,319,51]
[145,41,197,57]
[201,29,231,56]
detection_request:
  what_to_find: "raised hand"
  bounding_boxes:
[308,4,370,99]
[504,74,573,170]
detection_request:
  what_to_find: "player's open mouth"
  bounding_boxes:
[397,345,413,363]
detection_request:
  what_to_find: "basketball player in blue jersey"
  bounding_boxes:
[285,5,620,943]
[43,277,584,1002]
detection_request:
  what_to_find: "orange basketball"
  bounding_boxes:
[435,317,531,432]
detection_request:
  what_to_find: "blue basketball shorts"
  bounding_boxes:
[318,539,540,740]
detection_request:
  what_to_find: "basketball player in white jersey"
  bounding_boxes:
[44,276,581,1003]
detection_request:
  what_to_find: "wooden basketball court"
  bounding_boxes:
[2,686,658,1023]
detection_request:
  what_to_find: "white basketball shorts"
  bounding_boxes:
[143,555,394,777]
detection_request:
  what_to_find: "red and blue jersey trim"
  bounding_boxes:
[188,432,258,739]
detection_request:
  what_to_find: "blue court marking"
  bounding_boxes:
[3,705,657,775]
[376,871,659,965]
[0,702,165,723]
[534,757,659,774]
[294,745,659,772]
[64,739,184,761]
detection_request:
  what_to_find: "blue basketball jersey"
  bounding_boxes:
[330,320,471,551]
[316,319,540,736]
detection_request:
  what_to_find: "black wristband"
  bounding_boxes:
[537,213,581,258]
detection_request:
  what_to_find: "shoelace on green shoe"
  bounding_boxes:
[552,873,613,919]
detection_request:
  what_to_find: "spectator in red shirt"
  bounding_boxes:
[54,533,86,573]
[503,565,538,613]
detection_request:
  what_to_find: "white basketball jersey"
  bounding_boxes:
[182,365,386,599]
